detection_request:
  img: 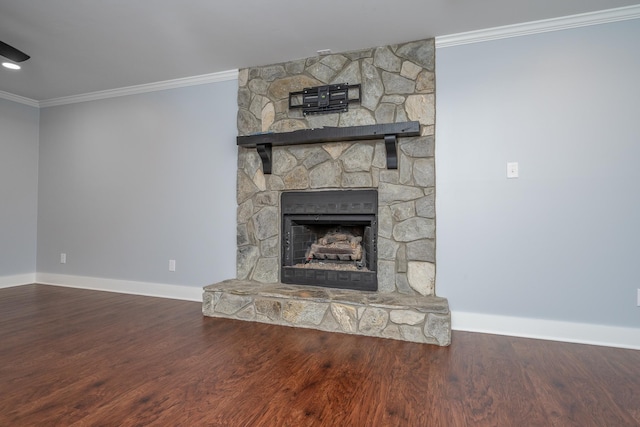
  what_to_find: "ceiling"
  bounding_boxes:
[1,0,639,102]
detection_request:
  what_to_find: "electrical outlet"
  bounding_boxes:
[60,253,66,264]
[169,259,176,272]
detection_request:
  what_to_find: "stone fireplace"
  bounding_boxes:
[203,38,451,345]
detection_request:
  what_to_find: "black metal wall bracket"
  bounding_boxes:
[289,83,361,115]
[384,135,398,169]
[256,144,272,175]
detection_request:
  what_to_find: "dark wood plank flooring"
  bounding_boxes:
[1,284,638,426]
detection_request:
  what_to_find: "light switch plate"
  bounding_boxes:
[507,162,519,178]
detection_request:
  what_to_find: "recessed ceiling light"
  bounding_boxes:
[2,62,21,70]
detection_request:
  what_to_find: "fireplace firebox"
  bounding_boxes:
[281,190,377,291]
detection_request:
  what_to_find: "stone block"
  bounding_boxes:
[284,166,309,189]
[396,39,435,71]
[405,94,435,126]
[282,301,328,326]
[390,310,426,325]
[375,103,396,123]
[252,207,278,240]
[399,325,426,343]
[255,299,282,321]
[236,245,259,280]
[413,158,435,188]
[268,75,322,100]
[307,114,339,129]
[362,61,383,111]
[407,261,435,296]
[400,61,422,80]
[399,152,413,185]
[330,303,358,333]
[261,102,275,132]
[252,169,266,191]
[302,149,331,170]
[381,324,402,340]
[338,109,376,127]
[237,170,260,205]
[415,194,435,218]
[342,172,372,188]
[238,69,249,87]
[377,260,396,293]
[215,294,253,315]
[248,78,269,95]
[399,136,434,158]
[341,144,374,172]
[382,71,416,94]
[320,54,348,71]
[425,313,452,346]
[261,65,287,82]
[309,160,342,188]
[236,304,256,320]
[331,61,361,86]
[252,257,279,283]
[372,142,387,169]
[377,238,399,260]
[253,191,278,208]
[237,224,250,246]
[238,87,251,109]
[202,291,220,315]
[307,61,336,83]
[390,201,416,221]
[416,70,435,93]
[378,206,393,239]
[359,307,389,335]
[406,239,435,262]
[260,237,279,258]
[323,142,350,160]
[393,217,435,242]
[378,183,423,203]
[373,46,401,72]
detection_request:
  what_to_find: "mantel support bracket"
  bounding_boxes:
[384,135,398,169]
[256,143,272,175]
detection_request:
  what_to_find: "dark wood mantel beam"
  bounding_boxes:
[236,121,420,173]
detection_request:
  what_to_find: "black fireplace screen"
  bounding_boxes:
[281,190,377,291]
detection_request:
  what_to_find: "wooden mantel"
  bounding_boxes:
[236,121,420,174]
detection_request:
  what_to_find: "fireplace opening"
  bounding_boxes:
[281,190,377,291]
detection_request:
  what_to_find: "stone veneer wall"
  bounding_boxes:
[236,38,436,297]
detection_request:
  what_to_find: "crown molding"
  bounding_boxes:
[0,90,39,107]
[436,4,640,48]
[39,69,239,108]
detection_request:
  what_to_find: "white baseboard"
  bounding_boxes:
[0,273,37,289]
[8,274,637,349]
[452,311,640,350]
[35,273,203,302]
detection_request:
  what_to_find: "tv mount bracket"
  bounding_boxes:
[289,83,361,115]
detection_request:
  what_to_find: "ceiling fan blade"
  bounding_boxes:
[0,41,30,62]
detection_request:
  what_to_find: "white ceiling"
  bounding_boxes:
[1,0,639,102]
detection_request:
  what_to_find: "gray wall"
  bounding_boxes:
[436,19,640,328]
[37,81,238,287]
[0,99,40,277]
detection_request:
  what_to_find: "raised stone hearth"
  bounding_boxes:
[203,280,451,346]
[203,37,451,345]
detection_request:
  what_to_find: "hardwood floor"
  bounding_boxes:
[1,285,638,426]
